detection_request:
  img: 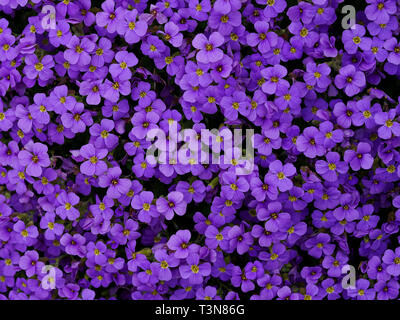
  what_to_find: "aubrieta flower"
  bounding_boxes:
[56,191,80,221]
[131,191,159,223]
[260,65,290,95]
[0,0,399,302]
[296,126,325,158]
[344,142,374,171]
[192,32,225,64]
[64,35,95,66]
[342,25,372,55]
[365,0,397,24]
[98,167,131,199]
[117,9,148,44]
[156,191,187,220]
[167,230,196,259]
[79,143,108,176]
[179,253,211,285]
[374,110,400,139]
[17,142,50,177]
[267,160,296,192]
[315,152,348,182]
[334,64,366,97]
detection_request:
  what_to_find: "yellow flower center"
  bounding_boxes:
[220,15,229,23]
[165,56,173,64]
[363,110,371,118]
[270,76,279,83]
[328,163,336,170]
[35,63,44,71]
[90,156,98,164]
[386,120,393,128]
[300,28,308,37]
[101,130,109,138]
[191,265,199,273]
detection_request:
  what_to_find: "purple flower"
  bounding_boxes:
[304,233,335,259]
[160,22,183,47]
[296,126,325,158]
[19,250,44,278]
[382,248,400,276]
[334,64,366,97]
[39,212,64,241]
[263,0,287,18]
[344,142,374,171]
[60,233,86,257]
[98,167,131,199]
[267,160,296,192]
[96,0,123,34]
[260,65,289,95]
[79,143,108,176]
[56,191,80,221]
[246,21,270,53]
[64,35,95,66]
[130,111,160,140]
[192,32,224,64]
[179,254,211,285]
[18,142,50,177]
[117,9,148,44]
[167,230,197,259]
[156,191,187,220]
[89,119,119,150]
[347,279,376,300]
[303,62,331,90]
[342,24,372,54]
[131,191,159,223]
[315,152,348,182]
[154,249,179,281]
[365,0,397,24]
[61,101,93,133]
[374,109,400,139]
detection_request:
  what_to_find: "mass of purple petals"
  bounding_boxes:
[0,0,399,301]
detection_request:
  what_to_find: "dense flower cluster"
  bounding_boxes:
[0,0,399,300]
